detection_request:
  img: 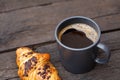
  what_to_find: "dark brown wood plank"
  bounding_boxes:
[0,0,119,14]
[101,31,120,51]
[94,14,120,31]
[0,0,66,13]
[0,51,19,80]
[0,0,120,52]
[0,31,120,79]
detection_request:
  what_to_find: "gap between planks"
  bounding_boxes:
[0,29,120,54]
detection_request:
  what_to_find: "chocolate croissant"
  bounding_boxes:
[16,47,61,80]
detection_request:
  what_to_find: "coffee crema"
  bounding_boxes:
[58,23,98,48]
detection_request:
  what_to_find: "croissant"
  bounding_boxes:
[16,47,61,80]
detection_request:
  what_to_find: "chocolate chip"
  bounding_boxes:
[47,70,50,72]
[23,56,37,77]
[41,71,46,75]
[38,68,41,70]
[37,72,41,75]
[31,56,37,64]
[24,59,32,76]
[23,54,27,57]
[47,76,50,79]
[27,52,33,55]
[42,75,46,79]
[43,64,50,71]
[47,70,51,73]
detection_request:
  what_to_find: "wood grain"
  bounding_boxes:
[0,0,66,13]
[0,31,120,79]
[0,0,120,52]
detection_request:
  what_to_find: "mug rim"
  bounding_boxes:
[55,16,101,51]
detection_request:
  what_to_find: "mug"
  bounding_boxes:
[55,16,110,74]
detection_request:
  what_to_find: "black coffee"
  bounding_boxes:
[61,29,93,48]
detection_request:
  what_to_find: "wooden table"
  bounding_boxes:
[0,0,120,80]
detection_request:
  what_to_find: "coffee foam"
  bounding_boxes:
[58,23,98,43]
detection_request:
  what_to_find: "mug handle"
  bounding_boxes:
[95,43,111,64]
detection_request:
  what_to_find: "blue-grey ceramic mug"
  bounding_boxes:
[55,16,110,74]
